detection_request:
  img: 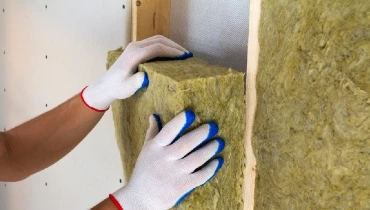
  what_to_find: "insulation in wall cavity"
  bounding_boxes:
[253,1,370,209]
[107,48,246,209]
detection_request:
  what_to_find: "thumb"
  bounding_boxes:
[145,114,162,142]
[126,72,149,96]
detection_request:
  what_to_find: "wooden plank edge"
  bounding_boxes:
[243,0,261,209]
[131,0,170,41]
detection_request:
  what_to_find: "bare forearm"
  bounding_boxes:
[92,198,116,210]
[0,94,104,181]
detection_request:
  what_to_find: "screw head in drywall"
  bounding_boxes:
[136,1,141,6]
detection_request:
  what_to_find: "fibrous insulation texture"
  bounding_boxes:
[107,48,246,209]
[253,1,370,209]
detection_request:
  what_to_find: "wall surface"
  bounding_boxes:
[0,0,130,209]
[0,0,249,209]
[170,0,250,72]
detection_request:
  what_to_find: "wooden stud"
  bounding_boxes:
[244,0,261,209]
[131,0,171,41]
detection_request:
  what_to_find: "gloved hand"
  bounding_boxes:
[109,111,225,210]
[81,35,193,112]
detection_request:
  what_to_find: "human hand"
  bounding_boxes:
[109,111,225,210]
[81,35,192,112]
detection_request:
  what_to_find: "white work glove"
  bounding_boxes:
[81,35,193,111]
[109,111,225,210]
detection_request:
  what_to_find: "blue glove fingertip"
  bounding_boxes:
[179,110,196,133]
[139,72,149,89]
[215,157,224,174]
[190,122,219,150]
[214,138,225,156]
[175,189,195,206]
[153,114,163,131]
[172,110,196,144]
[206,122,219,139]
[185,110,196,121]
[184,110,196,128]
[146,52,193,63]
[176,51,194,60]
[201,157,224,186]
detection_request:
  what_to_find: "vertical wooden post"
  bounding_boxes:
[131,0,171,41]
[244,0,260,209]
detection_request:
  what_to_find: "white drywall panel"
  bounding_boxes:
[170,0,249,72]
[0,0,130,209]
[0,0,4,129]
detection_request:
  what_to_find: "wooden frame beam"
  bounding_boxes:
[244,0,260,209]
[131,0,171,41]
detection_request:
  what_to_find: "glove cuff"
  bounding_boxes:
[109,194,124,210]
[112,186,153,210]
[80,86,110,112]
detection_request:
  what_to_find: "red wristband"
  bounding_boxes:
[80,86,110,112]
[109,194,124,210]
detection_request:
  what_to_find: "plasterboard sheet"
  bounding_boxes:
[0,0,130,209]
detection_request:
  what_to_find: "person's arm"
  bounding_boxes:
[0,35,191,182]
[91,198,116,210]
[93,111,225,210]
[0,95,103,181]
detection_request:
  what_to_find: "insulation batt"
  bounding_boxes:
[253,0,370,209]
[107,48,246,210]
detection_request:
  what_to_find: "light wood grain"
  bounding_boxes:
[243,0,261,209]
[131,0,170,41]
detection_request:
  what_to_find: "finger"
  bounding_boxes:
[180,139,225,173]
[145,114,162,142]
[136,43,185,64]
[174,51,194,60]
[154,110,196,146]
[137,36,188,52]
[146,35,167,40]
[127,43,190,74]
[174,189,195,206]
[167,122,219,160]
[123,72,149,98]
[187,158,224,188]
